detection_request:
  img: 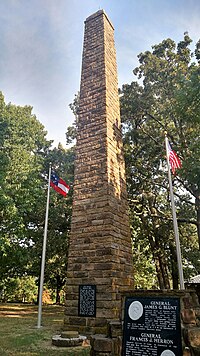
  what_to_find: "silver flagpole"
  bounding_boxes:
[37,163,52,328]
[165,135,184,289]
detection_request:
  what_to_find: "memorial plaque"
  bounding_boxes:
[78,285,96,317]
[122,296,182,356]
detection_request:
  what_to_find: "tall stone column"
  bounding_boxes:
[64,10,134,335]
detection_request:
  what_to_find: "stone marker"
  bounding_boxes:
[52,333,86,347]
[64,9,134,335]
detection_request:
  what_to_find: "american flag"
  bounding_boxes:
[168,142,182,174]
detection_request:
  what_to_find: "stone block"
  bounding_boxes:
[61,331,79,338]
[108,321,122,338]
[69,317,87,326]
[52,334,86,347]
[195,308,200,325]
[183,296,193,309]
[96,309,115,319]
[112,336,122,356]
[191,292,200,307]
[64,307,77,316]
[96,293,114,301]
[65,299,77,308]
[87,318,107,327]
[91,335,113,352]
[187,327,200,347]
[79,325,107,336]
[181,309,196,324]
[73,271,88,278]
[97,300,120,310]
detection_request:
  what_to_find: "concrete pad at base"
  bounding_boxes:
[52,334,86,347]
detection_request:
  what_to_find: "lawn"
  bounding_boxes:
[0,304,91,356]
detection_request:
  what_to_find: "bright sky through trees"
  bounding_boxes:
[0,0,199,146]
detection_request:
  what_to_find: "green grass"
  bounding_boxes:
[0,304,90,356]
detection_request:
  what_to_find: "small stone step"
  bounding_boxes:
[61,331,79,339]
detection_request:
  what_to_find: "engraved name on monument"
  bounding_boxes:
[123,296,182,356]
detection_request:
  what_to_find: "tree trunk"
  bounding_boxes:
[169,242,179,289]
[154,258,165,289]
[154,230,171,289]
[36,274,41,305]
[56,275,61,304]
[196,195,200,249]
[158,254,170,289]
[147,235,162,287]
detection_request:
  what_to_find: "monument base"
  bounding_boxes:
[52,330,87,347]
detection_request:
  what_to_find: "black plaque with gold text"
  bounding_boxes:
[122,296,182,356]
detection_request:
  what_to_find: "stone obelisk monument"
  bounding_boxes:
[64,10,133,335]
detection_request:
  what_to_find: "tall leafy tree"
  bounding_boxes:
[30,144,75,303]
[0,92,51,289]
[0,93,76,303]
[120,34,200,288]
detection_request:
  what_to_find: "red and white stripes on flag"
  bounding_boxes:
[50,173,70,197]
[167,141,182,174]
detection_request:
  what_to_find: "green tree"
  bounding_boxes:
[65,93,79,145]
[120,34,200,288]
[0,93,76,303]
[0,92,52,288]
[29,144,75,304]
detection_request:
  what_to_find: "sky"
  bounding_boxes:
[0,0,199,147]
